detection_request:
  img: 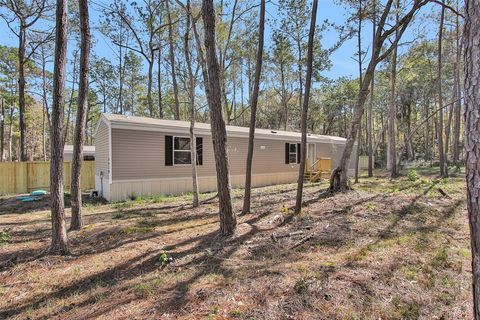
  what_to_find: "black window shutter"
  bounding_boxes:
[165,135,173,166]
[196,137,203,165]
[285,143,289,164]
[297,143,301,164]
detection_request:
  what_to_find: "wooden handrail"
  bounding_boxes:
[308,159,319,172]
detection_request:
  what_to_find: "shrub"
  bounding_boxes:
[407,169,419,181]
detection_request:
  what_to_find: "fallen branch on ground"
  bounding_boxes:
[289,233,315,249]
[200,193,218,204]
[271,230,305,242]
[437,188,451,198]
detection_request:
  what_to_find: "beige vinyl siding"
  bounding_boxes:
[228,137,299,175]
[94,121,109,177]
[111,128,300,181]
[111,129,215,180]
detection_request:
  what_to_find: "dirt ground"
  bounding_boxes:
[0,168,473,319]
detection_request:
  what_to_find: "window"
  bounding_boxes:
[285,142,300,164]
[165,136,203,166]
[173,137,192,165]
[289,143,297,164]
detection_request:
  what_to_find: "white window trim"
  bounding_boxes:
[173,136,193,166]
[289,142,298,164]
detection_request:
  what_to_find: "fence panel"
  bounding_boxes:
[0,161,95,195]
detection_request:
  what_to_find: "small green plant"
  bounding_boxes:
[229,310,243,317]
[294,277,308,294]
[280,204,291,215]
[211,306,220,314]
[112,212,124,219]
[0,228,12,245]
[365,202,376,212]
[0,284,6,297]
[159,252,172,266]
[205,248,214,258]
[407,169,419,181]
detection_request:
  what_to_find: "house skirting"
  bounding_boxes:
[106,172,298,202]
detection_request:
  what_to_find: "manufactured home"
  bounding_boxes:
[63,145,95,161]
[95,113,355,202]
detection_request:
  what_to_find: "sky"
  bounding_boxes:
[0,0,439,82]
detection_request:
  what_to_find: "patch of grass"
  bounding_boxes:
[322,261,336,267]
[112,212,125,219]
[0,285,6,297]
[294,277,308,294]
[392,297,421,320]
[71,266,82,275]
[436,290,456,305]
[92,288,109,302]
[0,228,12,245]
[207,306,220,319]
[134,283,154,298]
[228,310,243,317]
[121,226,154,235]
[402,265,420,280]
[365,202,376,212]
[431,246,449,269]
[457,248,471,259]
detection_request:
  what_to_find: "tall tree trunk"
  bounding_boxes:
[367,0,376,177]
[166,0,180,120]
[452,0,462,166]
[64,50,78,144]
[184,0,199,208]
[437,0,448,178]
[202,0,236,236]
[294,0,318,214]
[70,0,90,231]
[157,36,163,118]
[445,101,453,157]
[8,104,14,161]
[42,101,46,161]
[0,97,4,162]
[424,98,431,161]
[296,38,303,117]
[18,25,28,161]
[192,16,210,103]
[354,0,363,184]
[147,58,154,117]
[41,51,51,162]
[49,0,69,255]
[464,1,480,317]
[280,62,288,131]
[387,0,399,177]
[242,0,265,215]
[118,32,124,114]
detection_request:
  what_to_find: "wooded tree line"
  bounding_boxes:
[0,0,464,174]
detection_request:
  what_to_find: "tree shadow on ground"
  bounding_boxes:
[1,180,464,319]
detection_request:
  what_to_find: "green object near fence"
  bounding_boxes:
[31,190,47,196]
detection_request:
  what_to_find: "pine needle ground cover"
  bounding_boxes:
[0,168,472,319]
